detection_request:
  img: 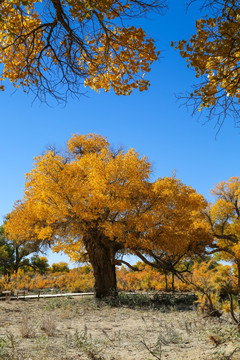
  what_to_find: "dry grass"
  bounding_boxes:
[0,294,240,359]
[19,314,36,338]
[40,316,57,337]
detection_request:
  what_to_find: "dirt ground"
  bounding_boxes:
[0,295,240,360]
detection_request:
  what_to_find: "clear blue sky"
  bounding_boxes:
[1,1,239,266]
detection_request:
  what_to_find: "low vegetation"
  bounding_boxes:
[1,294,240,360]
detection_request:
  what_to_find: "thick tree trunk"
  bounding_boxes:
[84,233,118,298]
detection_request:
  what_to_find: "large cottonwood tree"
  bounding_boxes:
[0,0,166,101]
[5,134,210,297]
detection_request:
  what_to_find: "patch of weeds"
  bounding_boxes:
[0,336,9,359]
[101,292,153,309]
[41,316,57,336]
[0,333,24,360]
[102,329,122,347]
[205,322,240,359]
[162,324,184,345]
[20,314,36,338]
[35,334,49,352]
[152,293,198,310]
[70,330,108,360]
[208,323,240,344]
[211,346,240,360]
[45,296,75,310]
[122,292,153,307]
[183,319,195,335]
[79,296,99,309]
[140,322,187,360]
[100,292,198,310]
[141,339,164,360]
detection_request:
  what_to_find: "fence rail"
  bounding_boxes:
[0,291,94,301]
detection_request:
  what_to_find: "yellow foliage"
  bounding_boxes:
[5,133,210,266]
[0,0,161,98]
[174,3,240,115]
[192,260,234,314]
[207,177,240,263]
[5,133,211,297]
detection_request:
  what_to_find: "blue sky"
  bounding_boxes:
[1,0,239,266]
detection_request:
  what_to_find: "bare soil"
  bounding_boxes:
[0,295,240,360]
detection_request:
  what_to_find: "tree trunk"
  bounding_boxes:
[84,233,117,298]
[236,260,240,321]
[165,274,168,292]
[236,261,240,294]
[14,246,20,273]
[171,273,175,293]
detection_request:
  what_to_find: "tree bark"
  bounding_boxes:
[84,233,118,298]
[236,260,240,294]
[171,273,175,293]
[14,246,20,273]
[165,274,168,292]
[235,260,240,322]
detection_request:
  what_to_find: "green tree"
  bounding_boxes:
[0,224,39,275]
[51,262,69,273]
[31,255,50,274]
[0,225,14,275]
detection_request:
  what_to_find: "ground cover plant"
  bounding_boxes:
[1,294,240,360]
[0,259,240,360]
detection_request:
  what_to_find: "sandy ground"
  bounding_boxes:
[0,295,240,360]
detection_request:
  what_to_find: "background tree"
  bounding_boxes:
[174,0,240,129]
[0,225,14,275]
[0,0,166,102]
[205,176,240,292]
[0,224,40,275]
[190,258,231,317]
[5,133,211,298]
[50,262,69,273]
[30,255,50,274]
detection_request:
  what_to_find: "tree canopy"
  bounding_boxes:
[174,0,240,128]
[0,0,166,102]
[30,255,50,274]
[5,133,211,297]
[205,176,240,290]
[133,175,212,285]
[0,224,40,275]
